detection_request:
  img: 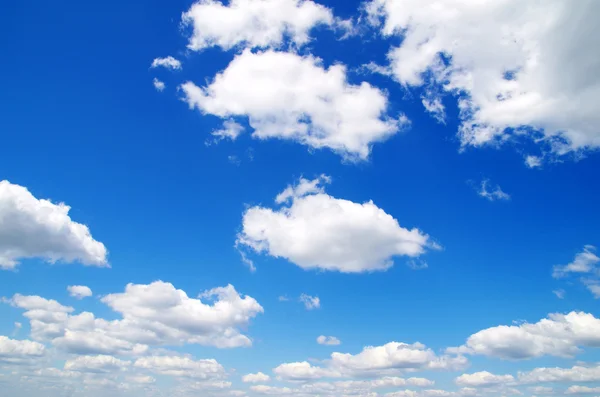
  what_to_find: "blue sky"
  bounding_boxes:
[1,0,600,396]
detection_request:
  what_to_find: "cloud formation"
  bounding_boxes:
[0,180,108,270]
[237,176,434,272]
[181,50,403,160]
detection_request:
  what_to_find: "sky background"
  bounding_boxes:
[1,0,600,396]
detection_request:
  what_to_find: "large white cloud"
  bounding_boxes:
[237,176,434,273]
[182,0,335,51]
[450,311,600,359]
[0,180,108,270]
[366,0,600,159]
[5,281,263,355]
[180,50,403,160]
[274,342,467,380]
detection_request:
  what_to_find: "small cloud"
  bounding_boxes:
[153,78,166,92]
[300,294,320,310]
[228,155,241,166]
[552,289,565,299]
[67,285,93,299]
[278,296,289,302]
[12,322,22,336]
[407,259,429,270]
[317,335,341,346]
[151,56,182,70]
[207,120,245,145]
[525,155,543,168]
[476,179,510,201]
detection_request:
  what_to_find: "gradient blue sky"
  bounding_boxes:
[1,1,600,396]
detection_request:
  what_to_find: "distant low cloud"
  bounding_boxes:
[300,294,320,310]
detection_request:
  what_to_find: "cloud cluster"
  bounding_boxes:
[237,176,434,273]
[366,0,600,159]
[0,180,108,270]
[5,281,263,355]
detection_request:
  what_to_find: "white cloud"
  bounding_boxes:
[0,336,45,364]
[274,342,467,381]
[210,119,245,143]
[180,50,403,160]
[450,311,600,359]
[584,281,600,298]
[153,78,166,92]
[6,281,263,356]
[134,355,226,379]
[553,246,599,278]
[242,372,271,383]
[552,289,566,299]
[67,285,93,300]
[525,155,543,169]
[477,179,510,201]
[251,385,293,395]
[237,176,434,273]
[182,0,334,51]
[366,0,600,157]
[519,364,600,384]
[317,335,341,346]
[528,386,554,395]
[0,180,108,270]
[566,385,600,394]
[151,56,181,70]
[300,294,320,310]
[64,355,131,373]
[455,371,514,387]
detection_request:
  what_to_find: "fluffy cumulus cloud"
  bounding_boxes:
[317,335,341,346]
[450,311,600,359]
[366,0,600,159]
[5,281,263,355]
[455,371,514,387]
[182,0,335,51]
[151,56,181,70]
[274,342,467,381]
[242,372,271,383]
[67,285,93,300]
[181,50,403,160]
[237,176,434,273]
[0,180,108,270]
[0,336,45,364]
